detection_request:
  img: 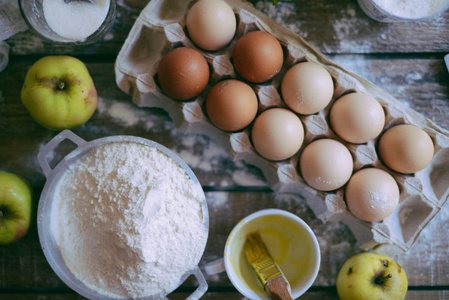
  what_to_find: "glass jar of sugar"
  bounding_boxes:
[19,0,116,44]
[357,0,449,22]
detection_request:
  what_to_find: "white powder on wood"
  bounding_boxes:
[43,0,110,40]
[373,0,448,19]
[51,142,207,299]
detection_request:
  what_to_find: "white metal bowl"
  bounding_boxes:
[37,130,209,300]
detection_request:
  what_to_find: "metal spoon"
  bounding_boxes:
[64,0,94,4]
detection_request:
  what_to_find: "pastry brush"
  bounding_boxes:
[244,231,294,300]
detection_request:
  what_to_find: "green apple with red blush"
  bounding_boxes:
[336,252,408,300]
[21,55,98,130]
[0,171,33,244]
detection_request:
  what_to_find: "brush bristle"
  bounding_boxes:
[244,231,269,264]
[244,231,283,288]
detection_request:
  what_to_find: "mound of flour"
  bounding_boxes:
[51,142,207,298]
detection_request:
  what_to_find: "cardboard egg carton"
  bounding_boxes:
[115,0,449,253]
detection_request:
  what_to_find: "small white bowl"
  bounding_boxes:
[206,209,321,300]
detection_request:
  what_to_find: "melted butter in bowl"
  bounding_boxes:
[224,209,320,300]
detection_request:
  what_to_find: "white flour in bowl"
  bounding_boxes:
[373,0,448,19]
[51,142,207,299]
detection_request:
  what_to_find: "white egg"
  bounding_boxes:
[378,124,434,174]
[251,108,304,161]
[330,92,385,144]
[299,139,353,191]
[345,168,399,222]
[281,62,334,115]
[186,0,236,51]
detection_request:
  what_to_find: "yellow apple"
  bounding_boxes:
[0,171,33,244]
[336,252,408,300]
[21,55,98,130]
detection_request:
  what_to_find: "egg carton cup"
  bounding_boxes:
[115,0,449,253]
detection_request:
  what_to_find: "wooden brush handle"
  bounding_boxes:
[265,276,294,300]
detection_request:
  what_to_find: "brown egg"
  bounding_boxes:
[281,62,334,115]
[157,47,210,100]
[378,124,434,174]
[206,79,258,131]
[345,168,400,222]
[329,92,385,144]
[299,139,353,191]
[232,31,283,83]
[251,108,304,161]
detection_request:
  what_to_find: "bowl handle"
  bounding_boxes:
[204,258,226,275]
[185,266,208,300]
[37,130,86,178]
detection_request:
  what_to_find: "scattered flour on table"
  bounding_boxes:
[405,72,423,84]
[330,7,374,53]
[107,101,141,126]
[177,134,267,187]
[254,2,302,36]
[96,96,268,187]
[177,133,225,173]
[51,142,207,299]
[373,0,449,19]
[96,97,162,130]
[232,170,267,186]
[97,97,266,187]
[206,191,228,209]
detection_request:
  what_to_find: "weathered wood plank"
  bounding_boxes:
[0,190,448,289]
[5,0,449,56]
[0,191,348,289]
[171,290,449,300]
[2,0,449,298]
[1,289,449,299]
[329,54,449,130]
[1,56,448,188]
[252,0,449,54]
[1,54,449,296]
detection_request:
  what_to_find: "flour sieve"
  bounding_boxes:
[37,130,209,300]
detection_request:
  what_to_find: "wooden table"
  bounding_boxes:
[1,0,449,299]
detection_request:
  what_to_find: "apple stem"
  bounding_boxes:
[375,273,392,285]
[57,81,65,91]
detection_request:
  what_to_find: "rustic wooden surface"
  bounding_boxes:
[1,0,449,299]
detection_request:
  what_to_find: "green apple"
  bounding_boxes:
[0,171,33,244]
[336,252,408,300]
[21,55,98,130]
